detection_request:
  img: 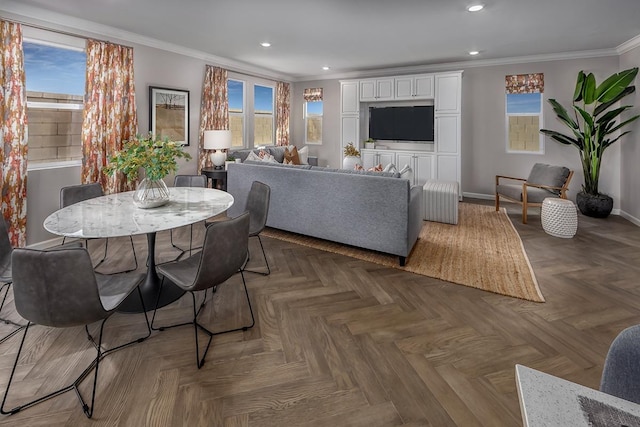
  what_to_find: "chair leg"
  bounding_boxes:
[93,236,139,274]
[495,193,500,211]
[170,224,204,262]
[0,283,27,344]
[522,203,528,224]
[243,235,270,276]
[191,292,213,369]
[0,320,105,418]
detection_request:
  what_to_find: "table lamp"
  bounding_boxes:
[203,130,232,169]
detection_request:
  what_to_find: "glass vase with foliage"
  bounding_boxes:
[104,133,192,208]
[540,67,639,217]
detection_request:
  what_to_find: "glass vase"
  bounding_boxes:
[133,178,170,209]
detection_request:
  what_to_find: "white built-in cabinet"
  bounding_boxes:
[359,78,394,102]
[339,70,462,195]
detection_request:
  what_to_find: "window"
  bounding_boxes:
[254,84,274,147]
[228,79,245,148]
[23,33,86,167]
[303,87,323,145]
[505,73,544,154]
[305,101,323,144]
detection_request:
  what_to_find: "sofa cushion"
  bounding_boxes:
[266,146,288,163]
[527,163,571,194]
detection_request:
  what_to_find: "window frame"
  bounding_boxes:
[228,78,246,149]
[253,83,275,147]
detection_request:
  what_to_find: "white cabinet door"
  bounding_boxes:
[378,151,395,167]
[395,77,413,100]
[395,153,413,170]
[437,155,459,183]
[435,73,461,114]
[414,153,435,186]
[414,75,434,99]
[362,150,377,169]
[341,116,359,151]
[435,115,459,154]
[376,78,394,100]
[341,81,359,115]
[359,80,376,102]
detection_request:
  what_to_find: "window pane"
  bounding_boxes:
[254,85,273,146]
[506,93,541,114]
[228,79,244,112]
[305,100,323,144]
[24,42,85,96]
[506,93,543,153]
[229,114,244,148]
[24,41,85,164]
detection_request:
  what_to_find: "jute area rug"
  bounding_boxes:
[262,203,544,302]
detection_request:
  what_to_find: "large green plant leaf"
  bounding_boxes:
[573,71,586,102]
[596,106,631,126]
[583,73,597,104]
[547,99,578,129]
[573,105,594,129]
[608,114,640,134]
[595,67,638,103]
[540,129,580,147]
[594,86,635,116]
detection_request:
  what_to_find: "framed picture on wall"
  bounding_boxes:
[149,86,190,145]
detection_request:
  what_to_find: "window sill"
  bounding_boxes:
[27,160,82,171]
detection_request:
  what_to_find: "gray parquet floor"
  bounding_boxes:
[0,199,639,426]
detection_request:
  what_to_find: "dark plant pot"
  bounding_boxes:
[576,191,613,218]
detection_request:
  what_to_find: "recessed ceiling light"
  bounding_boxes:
[469,51,480,55]
[467,4,484,12]
[260,42,271,47]
[322,66,330,71]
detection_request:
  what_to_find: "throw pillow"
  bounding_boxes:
[297,145,309,165]
[284,146,301,165]
[382,163,398,174]
[284,158,293,165]
[399,164,413,181]
[246,151,261,162]
[354,163,364,171]
[368,164,383,172]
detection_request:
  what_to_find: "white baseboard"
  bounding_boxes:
[620,210,640,226]
[462,192,494,201]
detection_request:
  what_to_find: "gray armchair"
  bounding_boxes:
[496,163,573,223]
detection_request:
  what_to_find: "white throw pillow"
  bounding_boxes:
[297,146,309,165]
[246,151,261,162]
[261,152,279,163]
[399,164,413,181]
[383,163,398,174]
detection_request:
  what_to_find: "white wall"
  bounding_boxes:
[620,46,640,223]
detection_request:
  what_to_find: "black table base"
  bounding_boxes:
[117,232,185,313]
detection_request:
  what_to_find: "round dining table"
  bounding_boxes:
[44,187,234,313]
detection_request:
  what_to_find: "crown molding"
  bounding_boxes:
[295,49,620,82]
[617,34,640,55]
[0,1,294,82]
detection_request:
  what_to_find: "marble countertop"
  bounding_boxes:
[44,187,234,238]
[516,364,640,426]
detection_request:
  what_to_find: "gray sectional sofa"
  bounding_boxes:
[226,161,423,265]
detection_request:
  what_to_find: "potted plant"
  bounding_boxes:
[104,133,191,208]
[364,138,375,149]
[342,142,361,170]
[540,67,639,218]
[225,154,236,170]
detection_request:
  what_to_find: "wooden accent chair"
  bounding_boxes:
[495,163,574,224]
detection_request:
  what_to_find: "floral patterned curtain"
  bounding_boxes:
[82,39,137,194]
[0,21,27,247]
[275,81,290,146]
[198,65,228,172]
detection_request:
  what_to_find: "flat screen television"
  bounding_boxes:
[368,105,434,142]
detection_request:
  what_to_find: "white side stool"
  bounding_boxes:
[541,198,577,238]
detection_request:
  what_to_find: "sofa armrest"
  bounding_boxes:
[308,156,318,166]
[406,185,423,257]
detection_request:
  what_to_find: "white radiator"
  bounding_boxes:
[423,180,459,225]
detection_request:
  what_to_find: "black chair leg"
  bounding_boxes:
[243,235,270,276]
[0,283,27,344]
[191,292,213,369]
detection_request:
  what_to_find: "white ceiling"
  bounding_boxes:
[4,0,640,81]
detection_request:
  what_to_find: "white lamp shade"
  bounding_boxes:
[203,130,232,150]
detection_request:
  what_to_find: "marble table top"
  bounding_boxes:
[516,364,640,426]
[44,187,234,238]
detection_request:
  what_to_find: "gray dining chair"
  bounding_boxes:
[170,175,207,258]
[600,324,640,404]
[242,181,271,275]
[60,183,138,272]
[0,246,151,418]
[0,216,25,345]
[151,212,254,369]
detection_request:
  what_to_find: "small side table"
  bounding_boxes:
[201,168,227,191]
[541,198,577,238]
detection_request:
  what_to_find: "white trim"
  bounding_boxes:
[463,192,494,200]
[27,160,82,171]
[619,209,640,226]
[617,34,640,55]
[27,101,83,110]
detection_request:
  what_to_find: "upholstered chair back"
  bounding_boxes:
[60,183,103,208]
[527,163,571,195]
